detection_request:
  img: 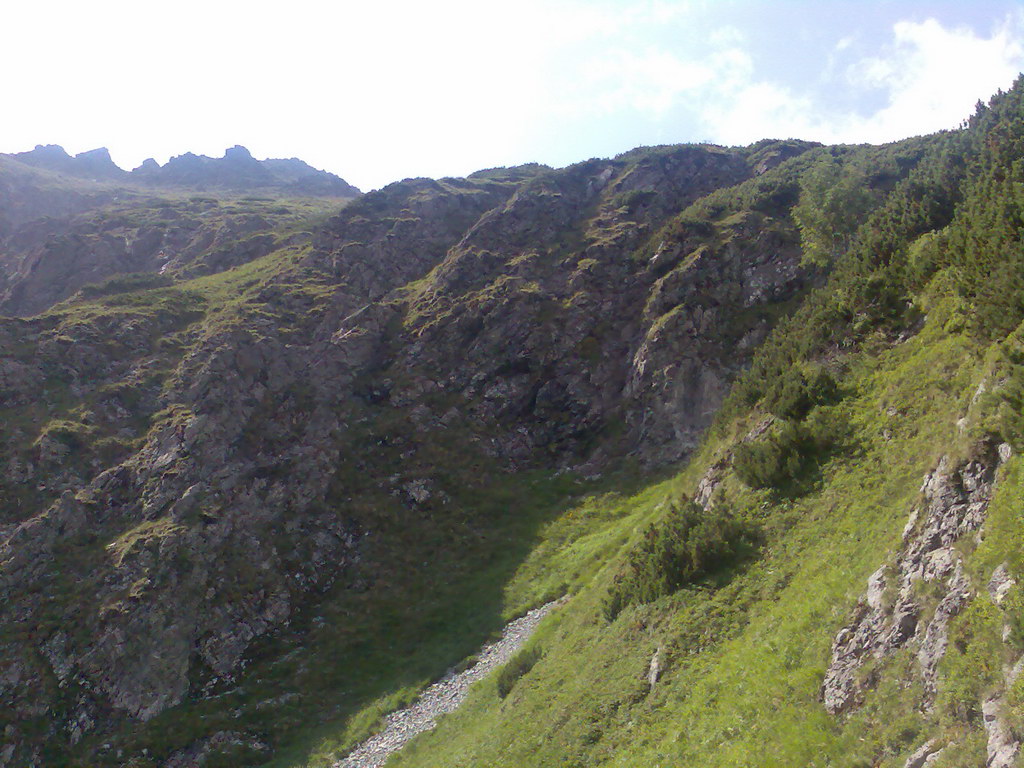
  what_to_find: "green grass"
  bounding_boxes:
[243,469,659,768]
[271,470,673,768]
[67,414,668,768]
[379,302,998,768]
[6,92,1024,768]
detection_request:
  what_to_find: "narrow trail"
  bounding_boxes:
[335,599,563,768]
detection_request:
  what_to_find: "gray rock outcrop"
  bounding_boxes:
[822,446,1004,714]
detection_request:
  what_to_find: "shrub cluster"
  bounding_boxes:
[78,271,174,299]
[974,332,1024,452]
[612,188,656,214]
[733,410,842,491]
[603,501,753,620]
[763,365,838,421]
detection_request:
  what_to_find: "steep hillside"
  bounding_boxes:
[0,155,129,239]
[377,79,1024,768]
[1,77,1017,768]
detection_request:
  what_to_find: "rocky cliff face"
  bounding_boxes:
[0,198,292,317]
[0,140,829,764]
[822,442,1024,768]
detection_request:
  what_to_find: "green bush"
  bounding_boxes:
[991,380,1024,453]
[612,189,657,214]
[733,423,805,489]
[603,501,754,620]
[763,364,838,421]
[978,334,1024,452]
[36,419,95,452]
[792,154,875,267]
[78,272,173,299]
[733,411,842,491]
[497,645,542,699]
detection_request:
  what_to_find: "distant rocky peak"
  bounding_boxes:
[4,142,360,198]
[133,158,160,173]
[12,144,125,181]
[224,144,255,161]
[72,147,125,180]
[126,146,361,197]
[25,143,72,161]
[262,156,317,175]
[75,147,114,163]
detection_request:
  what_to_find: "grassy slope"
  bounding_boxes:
[262,469,673,768]
[8,126,1015,766]
[372,87,1024,768]
[381,297,992,768]
[250,141,965,766]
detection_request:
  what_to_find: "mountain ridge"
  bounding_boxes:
[6,143,361,197]
[1,77,1024,768]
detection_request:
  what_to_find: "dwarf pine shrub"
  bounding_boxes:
[603,501,753,621]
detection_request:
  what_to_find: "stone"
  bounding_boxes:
[983,695,1021,768]
[904,739,940,768]
[648,647,663,687]
[822,448,998,714]
[988,564,1016,605]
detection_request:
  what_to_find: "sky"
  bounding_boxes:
[3,1,1024,191]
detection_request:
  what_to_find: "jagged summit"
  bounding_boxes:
[130,145,361,196]
[4,143,361,196]
[72,147,125,181]
[133,157,160,173]
[223,144,254,161]
[13,143,125,181]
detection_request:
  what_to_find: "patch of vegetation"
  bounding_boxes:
[792,153,875,267]
[938,597,1003,721]
[603,500,755,620]
[496,645,543,699]
[763,364,840,421]
[733,409,844,492]
[77,272,174,299]
[35,418,95,451]
[611,188,656,214]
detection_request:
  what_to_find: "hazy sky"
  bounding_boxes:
[4,1,1023,191]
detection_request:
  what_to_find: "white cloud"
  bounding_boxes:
[588,48,718,116]
[835,35,855,52]
[693,14,1024,145]
[844,16,1024,141]
[565,31,756,122]
[701,81,817,144]
[534,11,1024,153]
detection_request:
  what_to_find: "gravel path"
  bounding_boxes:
[335,599,562,768]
